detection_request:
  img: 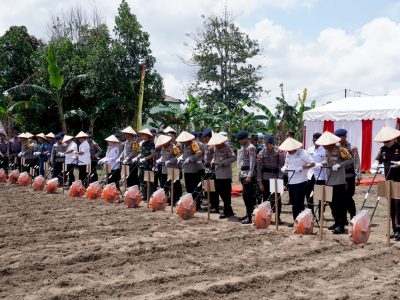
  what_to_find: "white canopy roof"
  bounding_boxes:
[303,96,400,121]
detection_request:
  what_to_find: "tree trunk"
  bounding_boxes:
[58,105,67,134]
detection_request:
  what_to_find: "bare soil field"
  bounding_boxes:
[1,180,400,299]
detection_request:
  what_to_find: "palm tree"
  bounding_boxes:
[4,44,87,133]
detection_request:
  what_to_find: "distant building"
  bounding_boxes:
[144,95,183,129]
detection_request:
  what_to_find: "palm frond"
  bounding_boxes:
[47,44,64,90]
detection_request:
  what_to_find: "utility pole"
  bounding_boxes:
[135,62,146,132]
[344,89,347,98]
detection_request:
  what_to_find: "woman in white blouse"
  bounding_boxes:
[99,135,121,188]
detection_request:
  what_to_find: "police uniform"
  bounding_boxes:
[20,138,38,175]
[139,139,155,199]
[237,131,257,224]
[89,139,102,182]
[0,134,9,171]
[375,141,400,237]
[119,138,140,187]
[50,137,66,182]
[153,142,162,190]
[257,142,284,218]
[181,140,203,209]
[325,145,353,233]
[8,136,22,170]
[214,142,237,218]
[160,142,182,204]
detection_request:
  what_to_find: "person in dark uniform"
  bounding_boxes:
[257,134,285,223]
[334,128,361,220]
[50,133,66,181]
[372,126,400,241]
[119,126,140,188]
[137,128,155,200]
[0,131,9,172]
[87,132,102,183]
[237,131,257,224]
[19,132,37,175]
[8,129,22,171]
[315,131,353,234]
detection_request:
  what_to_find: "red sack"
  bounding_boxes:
[85,182,102,200]
[176,193,196,220]
[0,168,7,183]
[124,185,141,208]
[9,169,20,184]
[149,188,167,211]
[45,178,59,193]
[18,172,32,187]
[69,180,86,197]
[253,201,272,229]
[102,183,119,203]
[294,208,314,234]
[349,210,371,244]
[33,175,45,191]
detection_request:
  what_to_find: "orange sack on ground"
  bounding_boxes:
[176,193,196,220]
[18,172,32,186]
[33,175,45,191]
[294,208,314,234]
[0,168,7,183]
[124,185,141,208]
[69,180,86,197]
[45,178,59,193]
[349,209,371,244]
[85,181,102,200]
[149,188,167,211]
[102,183,119,203]
[253,201,272,229]
[9,169,20,184]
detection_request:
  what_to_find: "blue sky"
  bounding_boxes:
[1,0,400,106]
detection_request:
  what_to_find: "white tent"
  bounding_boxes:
[303,96,400,171]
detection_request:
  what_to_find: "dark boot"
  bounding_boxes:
[241,214,252,224]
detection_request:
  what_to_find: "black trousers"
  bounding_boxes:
[345,176,357,218]
[391,198,400,232]
[216,178,233,216]
[0,157,9,172]
[306,175,325,212]
[261,179,281,217]
[240,177,256,217]
[288,181,307,220]
[90,160,99,182]
[203,171,219,211]
[78,165,88,187]
[127,163,139,187]
[329,184,347,227]
[53,161,64,182]
[66,164,76,187]
[139,167,154,201]
[184,172,201,207]
[22,158,39,177]
[108,169,121,189]
[160,173,182,204]
[153,164,162,191]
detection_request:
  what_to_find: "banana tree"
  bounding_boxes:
[4,44,87,133]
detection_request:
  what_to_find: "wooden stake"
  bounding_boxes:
[123,164,128,192]
[386,181,391,247]
[207,179,211,221]
[274,178,278,230]
[320,200,324,240]
[62,163,66,195]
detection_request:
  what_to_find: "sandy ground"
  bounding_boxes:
[1,178,400,299]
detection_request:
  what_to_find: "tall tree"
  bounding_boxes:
[187,9,263,111]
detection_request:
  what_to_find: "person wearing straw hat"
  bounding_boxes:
[8,129,22,171]
[209,132,237,219]
[87,132,102,183]
[50,133,66,181]
[372,126,400,240]
[156,134,182,204]
[74,131,91,187]
[18,132,38,174]
[176,130,203,210]
[257,134,285,223]
[34,133,51,177]
[192,131,206,198]
[237,131,257,224]
[62,135,78,187]
[279,137,314,226]
[99,135,122,188]
[315,131,352,234]
[45,132,56,155]
[334,128,361,220]
[0,130,9,172]
[136,128,156,200]
[118,126,140,188]
[200,128,220,213]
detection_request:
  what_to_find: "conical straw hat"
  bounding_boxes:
[17,133,28,139]
[62,135,73,143]
[155,134,172,148]
[35,133,46,139]
[121,126,136,135]
[25,132,34,138]
[207,133,228,146]
[76,131,88,138]
[138,128,153,136]
[374,126,400,142]
[176,131,195,143]
[45,132,55,138]
[315,131,341,146]
[163,126,176,133]
[105,135,120,143]
[278,137,303,151]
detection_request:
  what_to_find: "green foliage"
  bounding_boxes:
[47,44,64,90]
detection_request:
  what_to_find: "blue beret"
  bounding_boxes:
[334,129,347,137]
[201,128,212,138]
[236,131,248,140]
[264,134,274,144]
[55,133,63,140]
[190,131,198,138]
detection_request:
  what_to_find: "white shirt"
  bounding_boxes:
[285,148,313,184]
[65,141,78,165]
[307,145,326,181]
[77,140,91,165]
[106,145,121,170]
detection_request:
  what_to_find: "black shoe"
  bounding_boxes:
[210,208,220,214]
[328,224,337,230]
[332,226,345,234]
[241,218,252,224]
[239,215,247,221]
[278,218,283,225]
[287,223,294,228]
[394,232,400,241]
[390,231,396,239]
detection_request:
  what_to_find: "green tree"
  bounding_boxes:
[187,9,263,111]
